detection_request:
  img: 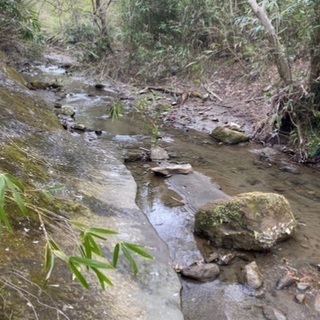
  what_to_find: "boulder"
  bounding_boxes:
[194,192,297,251]
[151,163,193,176]
[210,126,249,145]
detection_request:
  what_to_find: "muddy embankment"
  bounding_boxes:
[0,57,183,319]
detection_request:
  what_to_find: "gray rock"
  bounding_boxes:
[150,146,169,161]
[55,104,75,117]
[72,123,86,131]
[244,261,263,289]
[195,192,297,250]
[210,126,249,145]
[295,294,305,304]
[123,150,145,162]
[297,282,311,291]
[262,306,287,320]
[181,263,220,281]
[151,163,193,176]
[276,274,296,290]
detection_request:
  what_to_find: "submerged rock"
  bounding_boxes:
[194,192,297,250]
[181,263,220,281]
[210,126,249,145]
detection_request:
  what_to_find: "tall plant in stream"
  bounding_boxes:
[0,172,153,290]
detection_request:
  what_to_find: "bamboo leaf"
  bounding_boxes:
[83,235,92,259]
[112,243,120,267]
[87,235,103,256]
[91,267,113,290]
[122,242,153,259]
[69,262,89,289]
[52,249,69,262]
[121,244,138,274]
[0,176,10,231]
[69,256,114,269]
[5,178,28,216]
[88,227,118,235]
[71,220,88,229]
[3,173,24,192]
[45,243,55,281]
[49,239,60,251]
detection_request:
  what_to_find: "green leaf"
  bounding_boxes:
[91,267,113,289]
[121,244,138,275]
[69,256,114,269]
[45,243,55,281]
[122,242,153,259]
[88,228,118,235]
[112,243,120,267]
[52,249,68,262]
[49,239,60,251]
[5,178,28,216]
[71,220,88,229]
[0,176,11,231]
[69,262,89,289]
[87,234,103,256]
[83,235,92,259]
[3,173,24,192]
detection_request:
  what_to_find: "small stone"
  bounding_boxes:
[205,252,219,263]
[181,263,220,281]
[297,282,311,291]
[150,146,169,161]
[276,274,296,290]
[244,261,263,289]
[279,166,300,174]
[151,163,193,176]
[72,123,86,131]
[295,294,305,304]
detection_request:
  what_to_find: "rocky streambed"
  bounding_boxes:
[1,50,320,320]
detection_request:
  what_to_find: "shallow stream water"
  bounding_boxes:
[24,56,320,319]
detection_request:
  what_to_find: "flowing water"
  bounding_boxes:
[24,55,320,320]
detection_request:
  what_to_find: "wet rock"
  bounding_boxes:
[72,123,86,131]
[195,192,297,250]
[123,150,145,162]
[95,83,106,89]
[217,253,236,265]
[205,252,219,263]
[244,261,263,289]
[55,104,75,117]
[276,274,296,290]
[151,163,193,176]
[210,126,249,145]
[150,146,169,161]
[295,294,305,304]
[279,166,300,174]
[262,306,287,320]
[181,263,220,281]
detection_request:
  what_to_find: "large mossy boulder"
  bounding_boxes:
[210,126,249,144]
[194,192,297,250]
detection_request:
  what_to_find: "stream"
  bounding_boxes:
[23,52,320,320]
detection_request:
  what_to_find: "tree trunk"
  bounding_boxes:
[248,0,292,85]
[308,3,320,105]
